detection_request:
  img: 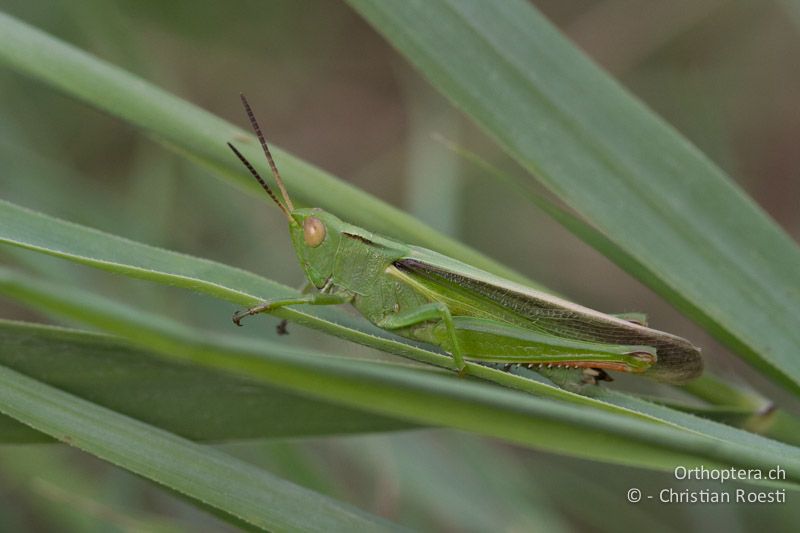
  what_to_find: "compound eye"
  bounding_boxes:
[303,217,326,247]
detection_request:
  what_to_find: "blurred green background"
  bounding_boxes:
[0,0,798,530]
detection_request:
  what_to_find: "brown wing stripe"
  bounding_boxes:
[396,258,702,382]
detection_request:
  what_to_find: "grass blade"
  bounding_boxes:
[0,365,397,531]
[0,320,413,443]
[0,198,677,415]
[0,10,530,286]
[0,197,449,366]
[346,0,800,395]
[4,198,800,448]
[438,138,800,444]
[1,268,800,486]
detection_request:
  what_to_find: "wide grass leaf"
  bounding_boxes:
[443,141,800,443]
[2,269,800,486]
[0,10,529,286]
[346,0,800,395]
[0,364,397,531]
[0,320,413,443]
[3,198,800,452]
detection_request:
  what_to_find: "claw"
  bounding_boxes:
[276,319,290,335]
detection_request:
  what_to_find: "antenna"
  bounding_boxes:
[239,93,295,211]
[227,142,293,223]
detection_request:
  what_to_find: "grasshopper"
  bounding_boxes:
[227,95,702,385]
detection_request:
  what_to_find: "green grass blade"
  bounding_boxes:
[0,365,398,531]
[2,269,800,485]
[3,197,800,448]
[346,0,800,395]
[0,10,530,286]
[0,320,413,443]
[440,139,800,444]
[0,198,681,419]
[0,199,743,431]
[0,197,446,365]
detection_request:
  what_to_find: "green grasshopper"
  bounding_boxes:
[227,95,702,385]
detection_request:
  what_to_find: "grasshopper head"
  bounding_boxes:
[287,208,347,288]
[228,95,351,289]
